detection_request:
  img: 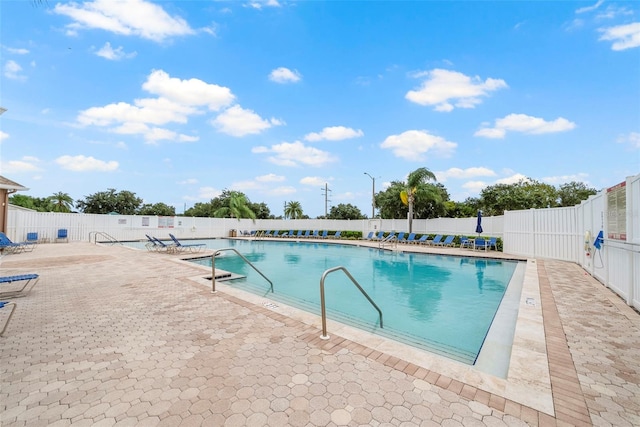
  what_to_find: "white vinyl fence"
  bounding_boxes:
[5,174,640,310]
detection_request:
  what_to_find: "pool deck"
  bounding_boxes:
[1,238,638,426]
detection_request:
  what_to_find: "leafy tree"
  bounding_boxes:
[184,202,215,217]
[48,192,74,213]
[138,203,176,216]
[327,203,365,220]
[557,181,597,207]
[444,198,479,218]
[400,167,440,232]
[248,202,271,219]
[479,179,557,216]
[284,201,304,219]
[213,191,256,221]
[8,194,50,212]
[76,188,143,214]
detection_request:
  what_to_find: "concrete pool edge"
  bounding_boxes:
[178,254,554,415]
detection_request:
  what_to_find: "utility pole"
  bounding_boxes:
[321,183,331,218]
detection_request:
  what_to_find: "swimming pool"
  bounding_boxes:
[172,239,522,365]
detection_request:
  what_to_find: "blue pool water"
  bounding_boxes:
[149,238,521,365]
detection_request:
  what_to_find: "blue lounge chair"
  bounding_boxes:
[487,237,498,250]
[294,230,304,238]
[56,229,68,243]
[26,232,39,244]
[0,232,36,253]
[330,230,341,239]
[460,236,472,249]
[434,235,455,247]
[151,236,176,253]
[286,230,295,238]
[311,230,319,238]
[403,233,416,244]
[371,231,385,241]
[396,232,406,242]
[0,301,17,336]
[320,230,329,239]
[264,230,273,237]
[169,234,206,253]
[414,235,429,245]
[363,231,374,240]
[426,235,443,246]
[0,274,40,298]
[303,230,311,238]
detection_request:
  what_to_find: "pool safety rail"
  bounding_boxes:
[379,233,398,250]
[89,231,123,245]
[211,248,273,294]
[319,266,383,340]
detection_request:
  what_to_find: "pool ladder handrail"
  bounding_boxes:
[89,231,123,245]
[319,266,383,340]
[378,234,398,249]
[254,230,265,240]
[211,248,273,294]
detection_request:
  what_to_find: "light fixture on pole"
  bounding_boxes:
[364,172,376,218]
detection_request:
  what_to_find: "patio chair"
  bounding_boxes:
[371,231,385,241]
[362,231,374,240]
[293,230,304,238]
[487,237,498,250]
[330,230,341,239]
[403,233,416,244]
[56,229,68,243]
[303,230,311,238]
[151,236,176,253]
[396,232,406,242]
[460,236,472,249]
[0,274,40,299]
[26,232,39,244]
[320,230,329,239]
[169,234,206,253]
[0,232,36,253]
[435,235,455,247]
[425,235,443,246]
[0,301,17,337]
[474,238,488,251]
[413,235,429,245]
[311,230,319,238]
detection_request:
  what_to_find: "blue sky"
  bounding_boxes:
[1,0,638,217]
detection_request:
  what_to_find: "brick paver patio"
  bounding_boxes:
[1,241,638,426]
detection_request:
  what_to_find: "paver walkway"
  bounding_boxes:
[0,242,638,426]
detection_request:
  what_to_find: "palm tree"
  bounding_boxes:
[400,167,439,232]
[213,191,256,221]
[48,192,74,213]
[284,201,303,219]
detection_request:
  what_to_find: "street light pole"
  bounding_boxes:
[364,172,376,218]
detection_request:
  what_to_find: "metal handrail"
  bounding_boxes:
[379,234,397,249]
[89,231,123,245]
[211,248,273,294]
[319,266,383,339]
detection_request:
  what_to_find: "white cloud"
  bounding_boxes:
[617,132,640,148]
[79,98,196,127]
[304,126,364,142]
[212,105,282,137]
[253,141,337,167]
[380,130,457,161]
[247,0,281,10]
[300,176,330,186]
[405,69,507,112]
[178,178,198,185]
[0,157,41,173]
[143,127,199,144]
[95,42,137,60]
[436,167,497,182]
[269,67,302,83]
[5,47,29,54]
[461,181,488,193]
[267,186,296,196]
[496,174,529,185]
[474,113,576,138]
[0,131,9,142]
[4,60,26,80]
[542,173,589,185]
[599,22,640,51]
[195,186,221,199]
[142,69,235,111]
[576,0,604,14]
[256,173,285,182]
[53,0,195,42]
[55,155,118,172]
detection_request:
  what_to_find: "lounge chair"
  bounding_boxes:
[311,230,319,238]
[293,230,304,238]
[487,237,498,250]
[286,230,295,238]
[371,231,385,241]
[26,232,39,244]
[169,234,206,253]
[330,230,341,239]
[264,230,273,237]
[0,232,36,253]
[151,236,176,253]
[414,235,429,245]
[396,232,406,242]
[320,230,329,239]
[460,237,472,249]
[362,231,374,240]
[0,274,40,298]
[56,229,69,243]
[435,235,455,247]
[403,233,416,244]
[0,301,17,336]
[425,235,443,246]
[303,230,311,238]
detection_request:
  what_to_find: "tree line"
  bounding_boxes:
[9,167,597,220]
